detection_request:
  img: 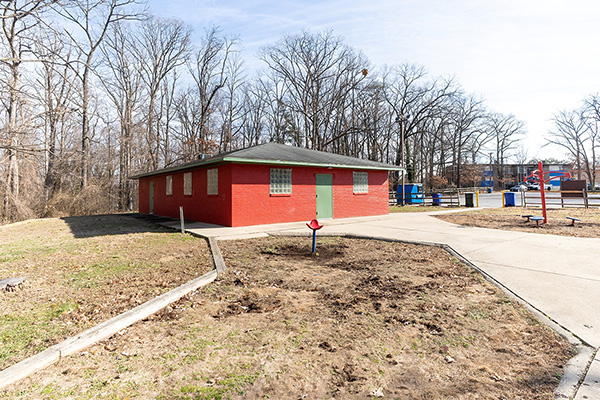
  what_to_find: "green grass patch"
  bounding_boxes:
[0,300,78,365]
[68,260,157,289]
[174,372,261,400]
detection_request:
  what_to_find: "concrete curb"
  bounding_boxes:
[0,268,218,390]
[268,230,593,399]
[208,237,227,273]
[0,217,230,391]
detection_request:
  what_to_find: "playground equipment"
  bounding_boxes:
[523,161,572,224]
[306,219,323,253]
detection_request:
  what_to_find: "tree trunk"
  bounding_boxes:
[81,66,90,188]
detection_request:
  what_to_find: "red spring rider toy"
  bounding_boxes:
[306,219,324,254]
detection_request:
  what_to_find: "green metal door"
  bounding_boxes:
[149,181,154,214]
[316,174,333,219]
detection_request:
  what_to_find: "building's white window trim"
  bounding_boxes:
[166,175,173,195]
[270,168,292,194]
[207,168,218,195]
[353,171,368,194]
[183,172,192,195]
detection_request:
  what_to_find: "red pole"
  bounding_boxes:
[538,161,548,224]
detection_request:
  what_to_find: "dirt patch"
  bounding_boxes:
[0,214,213,369]
[437,207,600,238]
[2,236,573,399]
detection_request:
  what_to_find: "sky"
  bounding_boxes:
[147,0,600,161]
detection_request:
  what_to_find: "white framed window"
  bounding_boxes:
[166,175,173,195]
[183,172,192,195]
[207,168,218,195]
[270,168,292,194]
[353,171,368,193]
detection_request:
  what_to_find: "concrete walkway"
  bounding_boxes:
[170,211,600,399]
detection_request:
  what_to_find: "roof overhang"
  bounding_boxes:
[129,157,403,179]
[221,157,404,171]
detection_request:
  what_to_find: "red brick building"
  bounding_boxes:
[131,143,401,227]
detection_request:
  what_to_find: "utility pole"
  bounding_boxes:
[489,152,493,190]
[396,115,409,206]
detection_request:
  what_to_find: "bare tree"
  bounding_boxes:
[383,63,457,186]
[239,76,269,147]
[0,0,57,220]
[186,27,238,156]
[100,21,143,210]
[55,0,144,188]
[33,29,77,202]
[257,72,292,144]
[136,16,190,169]
[582,95,600,186]
[547,97,599,185]
[447,93,486,187]
[260,30,369,150]
[218,51,245,152]
[547,109,587,179]
[155,70,179,167]
[489,113,525,188]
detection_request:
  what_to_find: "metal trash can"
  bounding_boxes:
[487,187,493,193]
[432,193,442,206]
[465,192,474,207]
[504,191,515,207]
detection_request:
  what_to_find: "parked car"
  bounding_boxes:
[525,182,552,191]
[509,183,527,192]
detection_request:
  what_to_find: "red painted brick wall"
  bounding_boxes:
[230,164,389,226]
[333,169,389,219]
[138,163,389,227]
[138,164,233,226]
[139,179,149,213]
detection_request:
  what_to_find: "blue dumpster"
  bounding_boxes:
[396,184,424,204]
[487,187,493,193]
[432,193,442,206]
[504,191,515,207]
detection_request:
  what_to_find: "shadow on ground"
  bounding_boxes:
[60,213,174,238]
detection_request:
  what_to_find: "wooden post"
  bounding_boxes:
[584,190,589,209]
[179,206,185,234]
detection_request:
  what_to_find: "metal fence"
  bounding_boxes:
[523,190,600,208]
[389,190,461,207]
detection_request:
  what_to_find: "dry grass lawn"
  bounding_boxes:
[1,235,573,399]
[436,207,600,238]
[0,214,213,370]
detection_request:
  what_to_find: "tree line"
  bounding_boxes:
[548,95,600,186]
[1,0,529,223]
